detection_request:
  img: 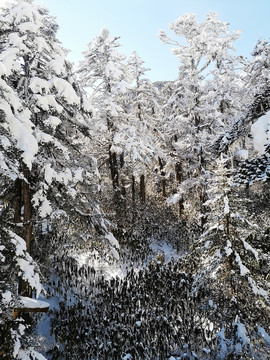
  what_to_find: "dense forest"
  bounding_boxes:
[0,1,270,359]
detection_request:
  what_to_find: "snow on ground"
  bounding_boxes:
[34,237,183,358]
[72,250,124,280]
[149,237,184,263]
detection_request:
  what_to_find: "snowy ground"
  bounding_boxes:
[33,236,183,358]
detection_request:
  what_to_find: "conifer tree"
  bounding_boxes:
[159,12,244,223]
[78,27,130,192]
[0,1,118,357]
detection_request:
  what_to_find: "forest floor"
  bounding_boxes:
[32,235,185,359]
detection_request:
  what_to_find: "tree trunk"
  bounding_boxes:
[120,152,124,168]
[18,168,33,297]
[132,176,135,202]
[200,191,208,231]
[140,174,146,203]
[23,169,32,253]
[109,149,119,189]
[175,162,184,217]
[14,178,22,223]
[158,157,166,197]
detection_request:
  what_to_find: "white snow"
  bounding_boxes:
[9,230,27,256]
[0,62,6,76]
[105,232,120,249]
[0,47,20,75]
[8,33,28,52]
[248,277,268,298]
[2,290,12,303]
[35,129,69,155]
[9,230,42,297]
[12,328,22,357]
[0,135,11,148]
[49,77,80,105]
[258,326,270,344]
[233,317,250,354]
[241,238,259,261]
[9,2,40,26]
[43,163,73,186]
[44,115,62,131]
[39,198,53,218]
[17,258,42,297]
[18,21,42,34]
[47,55,66,76]
[237,149,249,160]
[18,296,49,310]
[32,94,63,114]
[223,195,230,215]
[251,111,270,154]
[224,240,233,257]
[167,193,181,204]
[18,348,47,360]
[73,168,84,182]
[216,326,228,359]
[122,355,132,360]
[235,252,249,276]
[29,77,50,95]
[0,99,38,170]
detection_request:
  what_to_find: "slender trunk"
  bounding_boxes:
[175,162,182,183]
[175,162,184,217]
[109,149,119,190]
[158,157,166,197]
[226,214,230,237]
[14,179,22,223]
[19,168,32,297]
[119,153,126,196]
[120,153,124,168]
[200,191,208,231]
[132,176,136,202]
[23,170,32,253]
[121,179,126,197]
[140,174,146,203]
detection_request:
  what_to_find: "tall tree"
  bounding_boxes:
[0,1,118,357]
[78,27,130,192]
[159,12,244,223]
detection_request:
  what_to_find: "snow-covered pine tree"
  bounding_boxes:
[0,1,118,357]
[184,155,270,358]
[124,51,165,202]
[159,12,244,224]
[77,27,131,194]
[213,38,270,156]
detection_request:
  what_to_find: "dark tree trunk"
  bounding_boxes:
[120,152,124,168]
[175,162,183,183]
[200,191,208,231]
[132,176,136,202]
[121,179,126,197]
[109,150,119,189]
[175,162,184,216]
[18,168,33,297]
[14,178,22,223]
[158,157,166,197]
[140,174,146,203]
[226,214,230,237]
[22,169,32,253]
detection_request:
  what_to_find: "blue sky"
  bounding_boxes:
[35,0,270,82]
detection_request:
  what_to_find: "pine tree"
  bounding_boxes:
[0,1,118,357]
[184,155,270,358]
[159,12,244,223]
[78,27,130,192]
